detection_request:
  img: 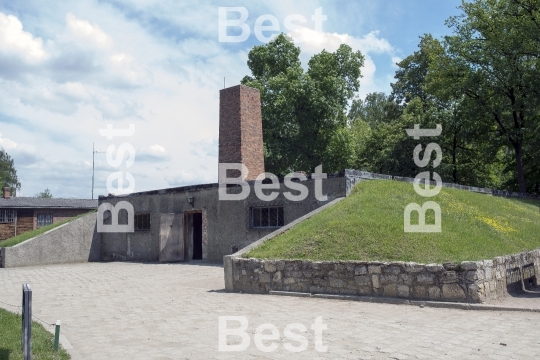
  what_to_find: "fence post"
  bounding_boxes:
[54,320,61,351]
[21,283,32,360]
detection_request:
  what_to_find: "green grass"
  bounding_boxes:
[0,308,70,359]
[246,180,540,263]
[0,211,94,248]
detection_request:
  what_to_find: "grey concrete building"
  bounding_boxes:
[98,84,361,263]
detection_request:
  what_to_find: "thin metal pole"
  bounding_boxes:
[22,284,32,360]
[92,142,95,199]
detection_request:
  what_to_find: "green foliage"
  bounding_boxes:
[245,180,540,263]
[242,33,365,174]
[0,308,71,359]
[426,0,540,192]
[0,148,20,196]
[348,92,401,127]
[35,188,53,198]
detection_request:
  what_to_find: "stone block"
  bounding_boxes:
[426,264,445,272]
[286,271,303,278]
[334,263,346,272]
[354,275,371,286]
[403,262,424,273]
[264,262,276,273]
[413,286,426,298]
[386,266,401,275]
[372,275,380,289]
[468,284,480,302]
[399,274,413,285]
[272,271,282,282]
[329,277,347,288]
[460,261,478,271]
[442,283,466,300]
[440,271,458,283]
[368,265,382,274]
[383,284,397,297]
[357,286,372,295]
[397,285,410,297]
[427,286,441,299]
[484,266,493,280]
[416,273,435,285]
[259,274,272,283]
[380,274,398,284]
[354,265,368,275]
[465,270,477,282]
[443,262,458,271]
[284,277,295,285]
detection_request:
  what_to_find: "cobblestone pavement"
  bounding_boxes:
[1,262,539,360]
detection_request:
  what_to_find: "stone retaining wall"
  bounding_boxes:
[226,248,540,303]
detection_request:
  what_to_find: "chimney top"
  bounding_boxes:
[218,84,265,181]
[3,187,11,199]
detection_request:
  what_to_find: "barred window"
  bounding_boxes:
[251,207,284,228]
[0,210,15,223]
[135,213,150,231]
[37,213,53,228]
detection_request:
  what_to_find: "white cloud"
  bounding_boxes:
[0,132,16,149]
[66,13,111,47]
[290,28,397,98]
[292,28,394,56]
[0,12,47,61]
[137,144,170,162]
[0,133,42,166]
[0,1,405,198]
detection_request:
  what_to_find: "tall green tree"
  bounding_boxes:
[393,34,503,186]
[426,0,540,193]
[241,34,365,174]
[348,92,401,127]
[0,149,20,195]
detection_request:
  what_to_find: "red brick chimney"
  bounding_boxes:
[219,85,265,181]
[3,187,11,199]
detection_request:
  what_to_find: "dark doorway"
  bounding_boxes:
[192,212,203,260]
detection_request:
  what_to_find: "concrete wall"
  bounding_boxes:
[99,176,347,263]
[0,212,100,268]
[0,208,92,241]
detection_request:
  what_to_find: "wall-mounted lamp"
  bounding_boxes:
[187,196,194,207]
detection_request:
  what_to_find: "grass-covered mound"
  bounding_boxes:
[245,180,540,263]
[0,211,93,248]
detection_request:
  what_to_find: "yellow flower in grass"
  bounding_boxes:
[476,216,516,234]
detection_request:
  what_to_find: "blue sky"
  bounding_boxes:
[0,0,463,199]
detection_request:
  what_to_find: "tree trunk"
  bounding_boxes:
[512,141,527,193]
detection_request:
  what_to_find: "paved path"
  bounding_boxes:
[1,262,539,359]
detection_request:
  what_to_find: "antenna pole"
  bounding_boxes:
[92,142,94,199]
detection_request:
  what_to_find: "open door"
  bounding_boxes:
[159,213,184,262]
[184,211,204,261]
